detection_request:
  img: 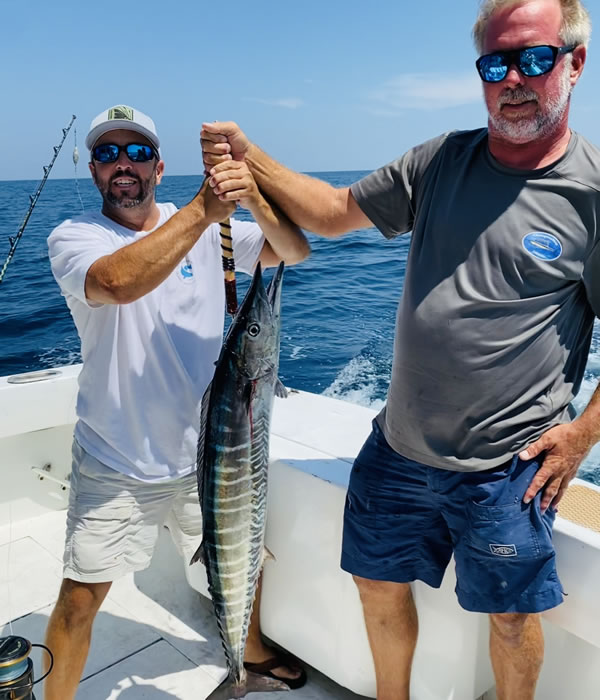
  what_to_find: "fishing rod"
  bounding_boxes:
[220,218,238,315]
[0,115,76,285]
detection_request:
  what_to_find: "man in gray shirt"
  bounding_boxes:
[201,0,599,698]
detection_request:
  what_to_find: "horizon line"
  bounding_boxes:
[0,168,376,184]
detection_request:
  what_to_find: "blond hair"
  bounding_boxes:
[473,0,592,53]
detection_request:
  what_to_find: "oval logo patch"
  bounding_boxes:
[522,232,562,261]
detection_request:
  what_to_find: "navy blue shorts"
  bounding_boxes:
[341,420,564,613]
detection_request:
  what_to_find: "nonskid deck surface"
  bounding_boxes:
[0,509,367,700]
[558,484,600,533]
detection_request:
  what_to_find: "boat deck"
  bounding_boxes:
[0,508,367,700]
[558,483,600,533]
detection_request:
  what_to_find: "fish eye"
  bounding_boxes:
[247,322,261,337]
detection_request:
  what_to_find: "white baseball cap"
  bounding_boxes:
[85,105,160,152]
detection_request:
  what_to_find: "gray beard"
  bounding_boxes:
[489,65,572,143]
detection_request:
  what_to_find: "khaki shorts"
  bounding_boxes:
[63,440,202,583]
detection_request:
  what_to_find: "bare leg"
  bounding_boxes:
[489,612,544,700]
[244,572,303,682]
[354,576,417,700]
[44,579,112,700]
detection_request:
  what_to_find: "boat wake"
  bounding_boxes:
[322,341,391,411]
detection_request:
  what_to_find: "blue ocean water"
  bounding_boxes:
[0,173,599,485]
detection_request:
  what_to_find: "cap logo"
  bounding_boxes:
[108,106,134,121]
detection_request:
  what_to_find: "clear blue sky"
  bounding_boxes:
[1,0,599,181]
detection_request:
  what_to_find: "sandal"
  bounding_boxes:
[244,650,307,690]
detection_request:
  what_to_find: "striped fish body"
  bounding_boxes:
[193,262,288,699]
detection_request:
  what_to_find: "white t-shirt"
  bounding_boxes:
[48,203,265,481]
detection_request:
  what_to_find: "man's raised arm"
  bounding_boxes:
[84,180,234,305]
[201,121,373,238]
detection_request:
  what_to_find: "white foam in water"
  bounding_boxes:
[585,353,600,372]
[38,347,81,369]
[323,356,386,411]
[290,345,307,360]
[575,345,600,477]
[572,374,596,414]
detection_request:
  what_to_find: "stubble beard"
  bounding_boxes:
[99,168,158,209]
[488,62,573,144]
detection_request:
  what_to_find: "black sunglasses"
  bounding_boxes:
[476,44,576,83]
[92,143,157,164]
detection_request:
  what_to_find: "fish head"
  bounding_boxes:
[224,262,285,380]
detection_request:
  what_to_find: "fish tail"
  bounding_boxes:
[245,669,291,694]
[189,539,205,566]
[206,671,290,699]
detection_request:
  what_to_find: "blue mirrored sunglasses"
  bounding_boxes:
[92,143,157,164]
[476,44,576,83]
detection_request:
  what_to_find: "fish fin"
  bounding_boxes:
[192,384,212,568]
[196,381,212,508]
[189,539,205,566]
[242,378,255,409]
[205,674,241,700]
[274,378,288,399]
[263,545,276,563]
[206,671,289,700]
[245,669,290,694]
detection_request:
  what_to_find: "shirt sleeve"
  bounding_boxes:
[229,219,265,275]
[47,217,119,307]
[350,132,450,239]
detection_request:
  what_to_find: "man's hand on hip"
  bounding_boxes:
[520,421,595,511]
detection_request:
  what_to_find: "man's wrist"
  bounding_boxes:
[573,413,600,447]
[245,143,264,170]
[245,191,269,218]
[182,197,211,233]
[245,141,256,156]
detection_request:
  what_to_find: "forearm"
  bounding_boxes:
[573,382,600,445]
[246,194,310,265]
[245,144,353,237]
[87,201,209,304]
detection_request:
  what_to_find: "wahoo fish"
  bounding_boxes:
[191,261,289,700]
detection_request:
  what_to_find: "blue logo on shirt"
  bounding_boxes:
[177,260,194,284]
[522,232,562,261]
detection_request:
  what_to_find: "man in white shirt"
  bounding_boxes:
[45,104,310,699]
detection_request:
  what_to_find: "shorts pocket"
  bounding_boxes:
[347,466,418,519]
[467,500,547,561]
[66,499,136,576]
[77,449,123,483]
[457,499,559,611]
